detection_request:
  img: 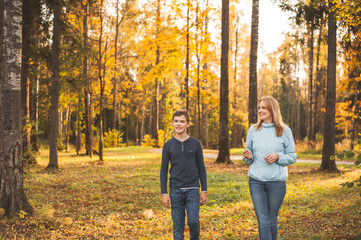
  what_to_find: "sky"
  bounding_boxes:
[259,0,292,53]
[240,0,293,55]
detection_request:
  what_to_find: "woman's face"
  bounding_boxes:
[258,100,272,123]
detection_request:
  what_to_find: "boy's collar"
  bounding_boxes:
[174,134,190,142]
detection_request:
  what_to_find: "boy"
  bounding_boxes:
[160,109,207,240]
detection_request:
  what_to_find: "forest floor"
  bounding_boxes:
[0,146,360,239]
[150,148,355,165]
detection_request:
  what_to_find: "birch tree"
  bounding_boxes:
[0,0,33,218]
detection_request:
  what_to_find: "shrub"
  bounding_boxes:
[104,129,123,148]
[142,134,156,147]
[158,129,172,148]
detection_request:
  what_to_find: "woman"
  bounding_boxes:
[243,96,297,240]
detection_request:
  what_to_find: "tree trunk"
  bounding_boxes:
[125,114,129,145]
[314,17,324,141]
[113,0,119,130]
[83,2,92,158]
[76,96,81,155]
[98,2,104,162]
[140,91,145,145]
[351,81,357,150]
[232,14,239,148]
[0,0,33,218]
[297,75,301,140]
[118,102,122,136]
[148,105,152,136]
[203,102,209,148]
[152,0,160,142]
[21,0,36,164]
[202,0,209,148]
[135,115,139,145]
[65,103,71,151]
[195,3,201,140]
[185,0,190,111]
[216,0,231,164]
[248,0,259,126]
[307,25,315,142]
[30,63,39,152]
[321,2,338,172]
[48,0,61,169]
[59,107,63,139]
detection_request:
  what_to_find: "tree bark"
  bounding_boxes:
[185,0,190,112]
[314,16,324,141]
[59,107,63,139]
[232,14,239,148]
[65,102,71,151]
[307,24,315,142]
[153,0,160,142]
[296,73,301,140]
[21,0,34,164]
[203,101,209,148]
[321,2,338,172]
[135,114,139,145]
[113,0,120,131]
[140,91,146,145]
[125,114,129,145]
[76,96,81,155]
[0,0,33,218]
[195,3,201,140]
[83,1,92,158]
[202,0,209,148]
[98,1,104,161]
[216,0,231,164]
[48,0,61,169]
[248,0,259,126]
[148,104,152,136]
[351,81,357,150]
[30,63,39,152]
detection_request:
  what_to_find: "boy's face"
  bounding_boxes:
[172,115,190,135]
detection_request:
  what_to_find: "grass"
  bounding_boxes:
[0,146,360,239]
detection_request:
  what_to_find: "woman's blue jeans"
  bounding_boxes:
[169,188,200,240]
[249,178,286,240]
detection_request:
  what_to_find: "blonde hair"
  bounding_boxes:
[254,96,286,137]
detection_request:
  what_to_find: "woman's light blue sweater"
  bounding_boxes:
[243,122,297,181]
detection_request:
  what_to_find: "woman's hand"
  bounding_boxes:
[244,149,253,159]
[264,153,279,164]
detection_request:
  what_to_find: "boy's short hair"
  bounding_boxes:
[172,109,190,123]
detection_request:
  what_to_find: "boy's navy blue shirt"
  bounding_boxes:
[160,136,207,195]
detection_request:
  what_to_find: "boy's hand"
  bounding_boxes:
[200,192,207,206]
[162,194,171,208]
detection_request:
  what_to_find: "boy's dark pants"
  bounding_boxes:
[170,188,200,240]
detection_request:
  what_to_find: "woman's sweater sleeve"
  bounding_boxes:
[276,127,297,167]
[243,127,254,164]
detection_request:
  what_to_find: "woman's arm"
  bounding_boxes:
[276,127,297,167]
[243,127,255,164]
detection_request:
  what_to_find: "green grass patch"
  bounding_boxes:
[230,148,244,155]
[1,146,360,239]
[297,152,322,159]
